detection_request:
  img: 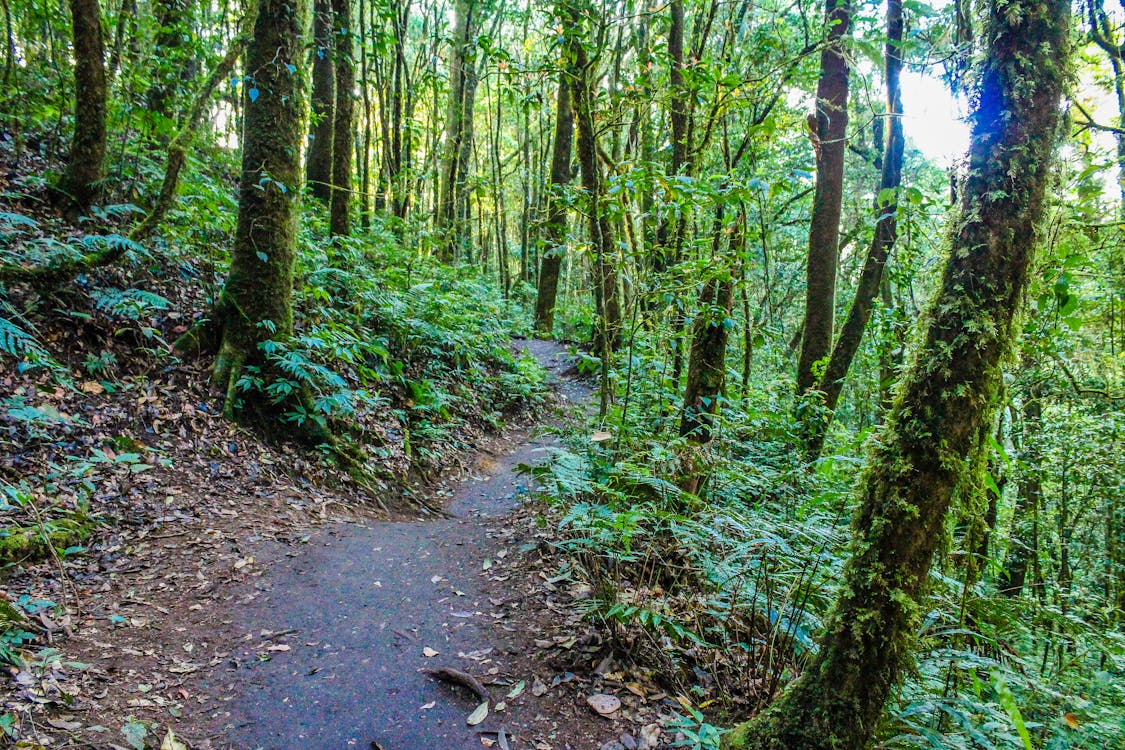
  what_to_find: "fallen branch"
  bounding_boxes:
[421,666,491,703]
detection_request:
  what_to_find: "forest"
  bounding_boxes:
[0,0,1122,745]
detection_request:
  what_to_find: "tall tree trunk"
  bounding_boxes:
[55,0,107,214]
[795,0,852,394]
[329,0,354,235]
[437,0,480,261]
[723,0,1070,745]
[565,4,621,356]
[199,0,308,422]
[1001,382,1044,597]
[306,0,335,203]
[534,76,574,335]
[805,0,904,456]
[146,0,195,122]
[679,204,738,444]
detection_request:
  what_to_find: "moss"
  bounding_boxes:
[0,526,85,565]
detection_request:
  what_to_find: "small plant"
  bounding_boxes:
[668,706,725,749]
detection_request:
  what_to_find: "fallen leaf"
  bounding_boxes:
[234,556,254,570]
[81,381,104,395]
[467,700,489,726]
[624,682,646,698]
[422,647,439,657]
[420,701,436,710]
[506,680,526,699]
[586,693,621,716]
[591,431,613,442]
[531,679,548,696]
[267,644,290,652]
[1064,712,1081,729]
[160,729,189,750]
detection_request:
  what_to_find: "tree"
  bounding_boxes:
[563,0,621,359]
[437,0,483,261]
[329,0,354,235]
[723,0,1070,745]
[54,0,107,214]
[307,0,335,203]
[180,0,308,422]
[795,0,852,395]
[533,76,574,335]
[804,0,905,456]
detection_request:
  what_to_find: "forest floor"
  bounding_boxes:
[3,340,674,749]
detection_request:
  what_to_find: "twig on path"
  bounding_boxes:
[421,666,491,702]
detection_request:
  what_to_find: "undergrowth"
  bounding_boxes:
[527,327,1125,750]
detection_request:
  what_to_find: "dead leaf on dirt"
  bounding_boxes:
[506,680,525,699]
[267,644,290,652]
[624,682,646,698]
[590,431,613,442]
[420,701,436,710]
[160,729,189,750]
[46,717,83,730]
[234,556,254,570]
[466,700,489,726]
[422,647,439,657]
[1064,712,1081,729]
[531,679,548,696]
[81,381,104,395]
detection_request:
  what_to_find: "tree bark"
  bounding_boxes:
[204,0,308,422]
[795,0,851,394]
[306,0,335,203]
[55,0,107,214]
[805,0,904,456]
[329,0,354,236]
[1000,383,1044,597]
[723,0,1070,745]
[437,0,480,261]
[534,76,574,335]
[564,5,621,355]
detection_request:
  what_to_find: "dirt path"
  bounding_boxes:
[202,341,620,749]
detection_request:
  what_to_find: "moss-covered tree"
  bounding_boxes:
[185,0,307,421]
[722,0,1070,745]
[54,0,107,214]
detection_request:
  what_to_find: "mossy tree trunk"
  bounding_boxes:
[804,0,904,456]
[55,0,107,215]
[329,0,353,236]
[306,0,335,203]
[795,0,851,395]
[534,75,574,336]
[207,0,307,422]
[723,0,1070,746]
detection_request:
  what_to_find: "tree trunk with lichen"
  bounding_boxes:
[55,0,107,214]
[534,76,574,335]
[306,0,334,203]
[722,0,1069,745]
[437,0,480,262]
[204,0,307,424]
[329,0,353,235]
